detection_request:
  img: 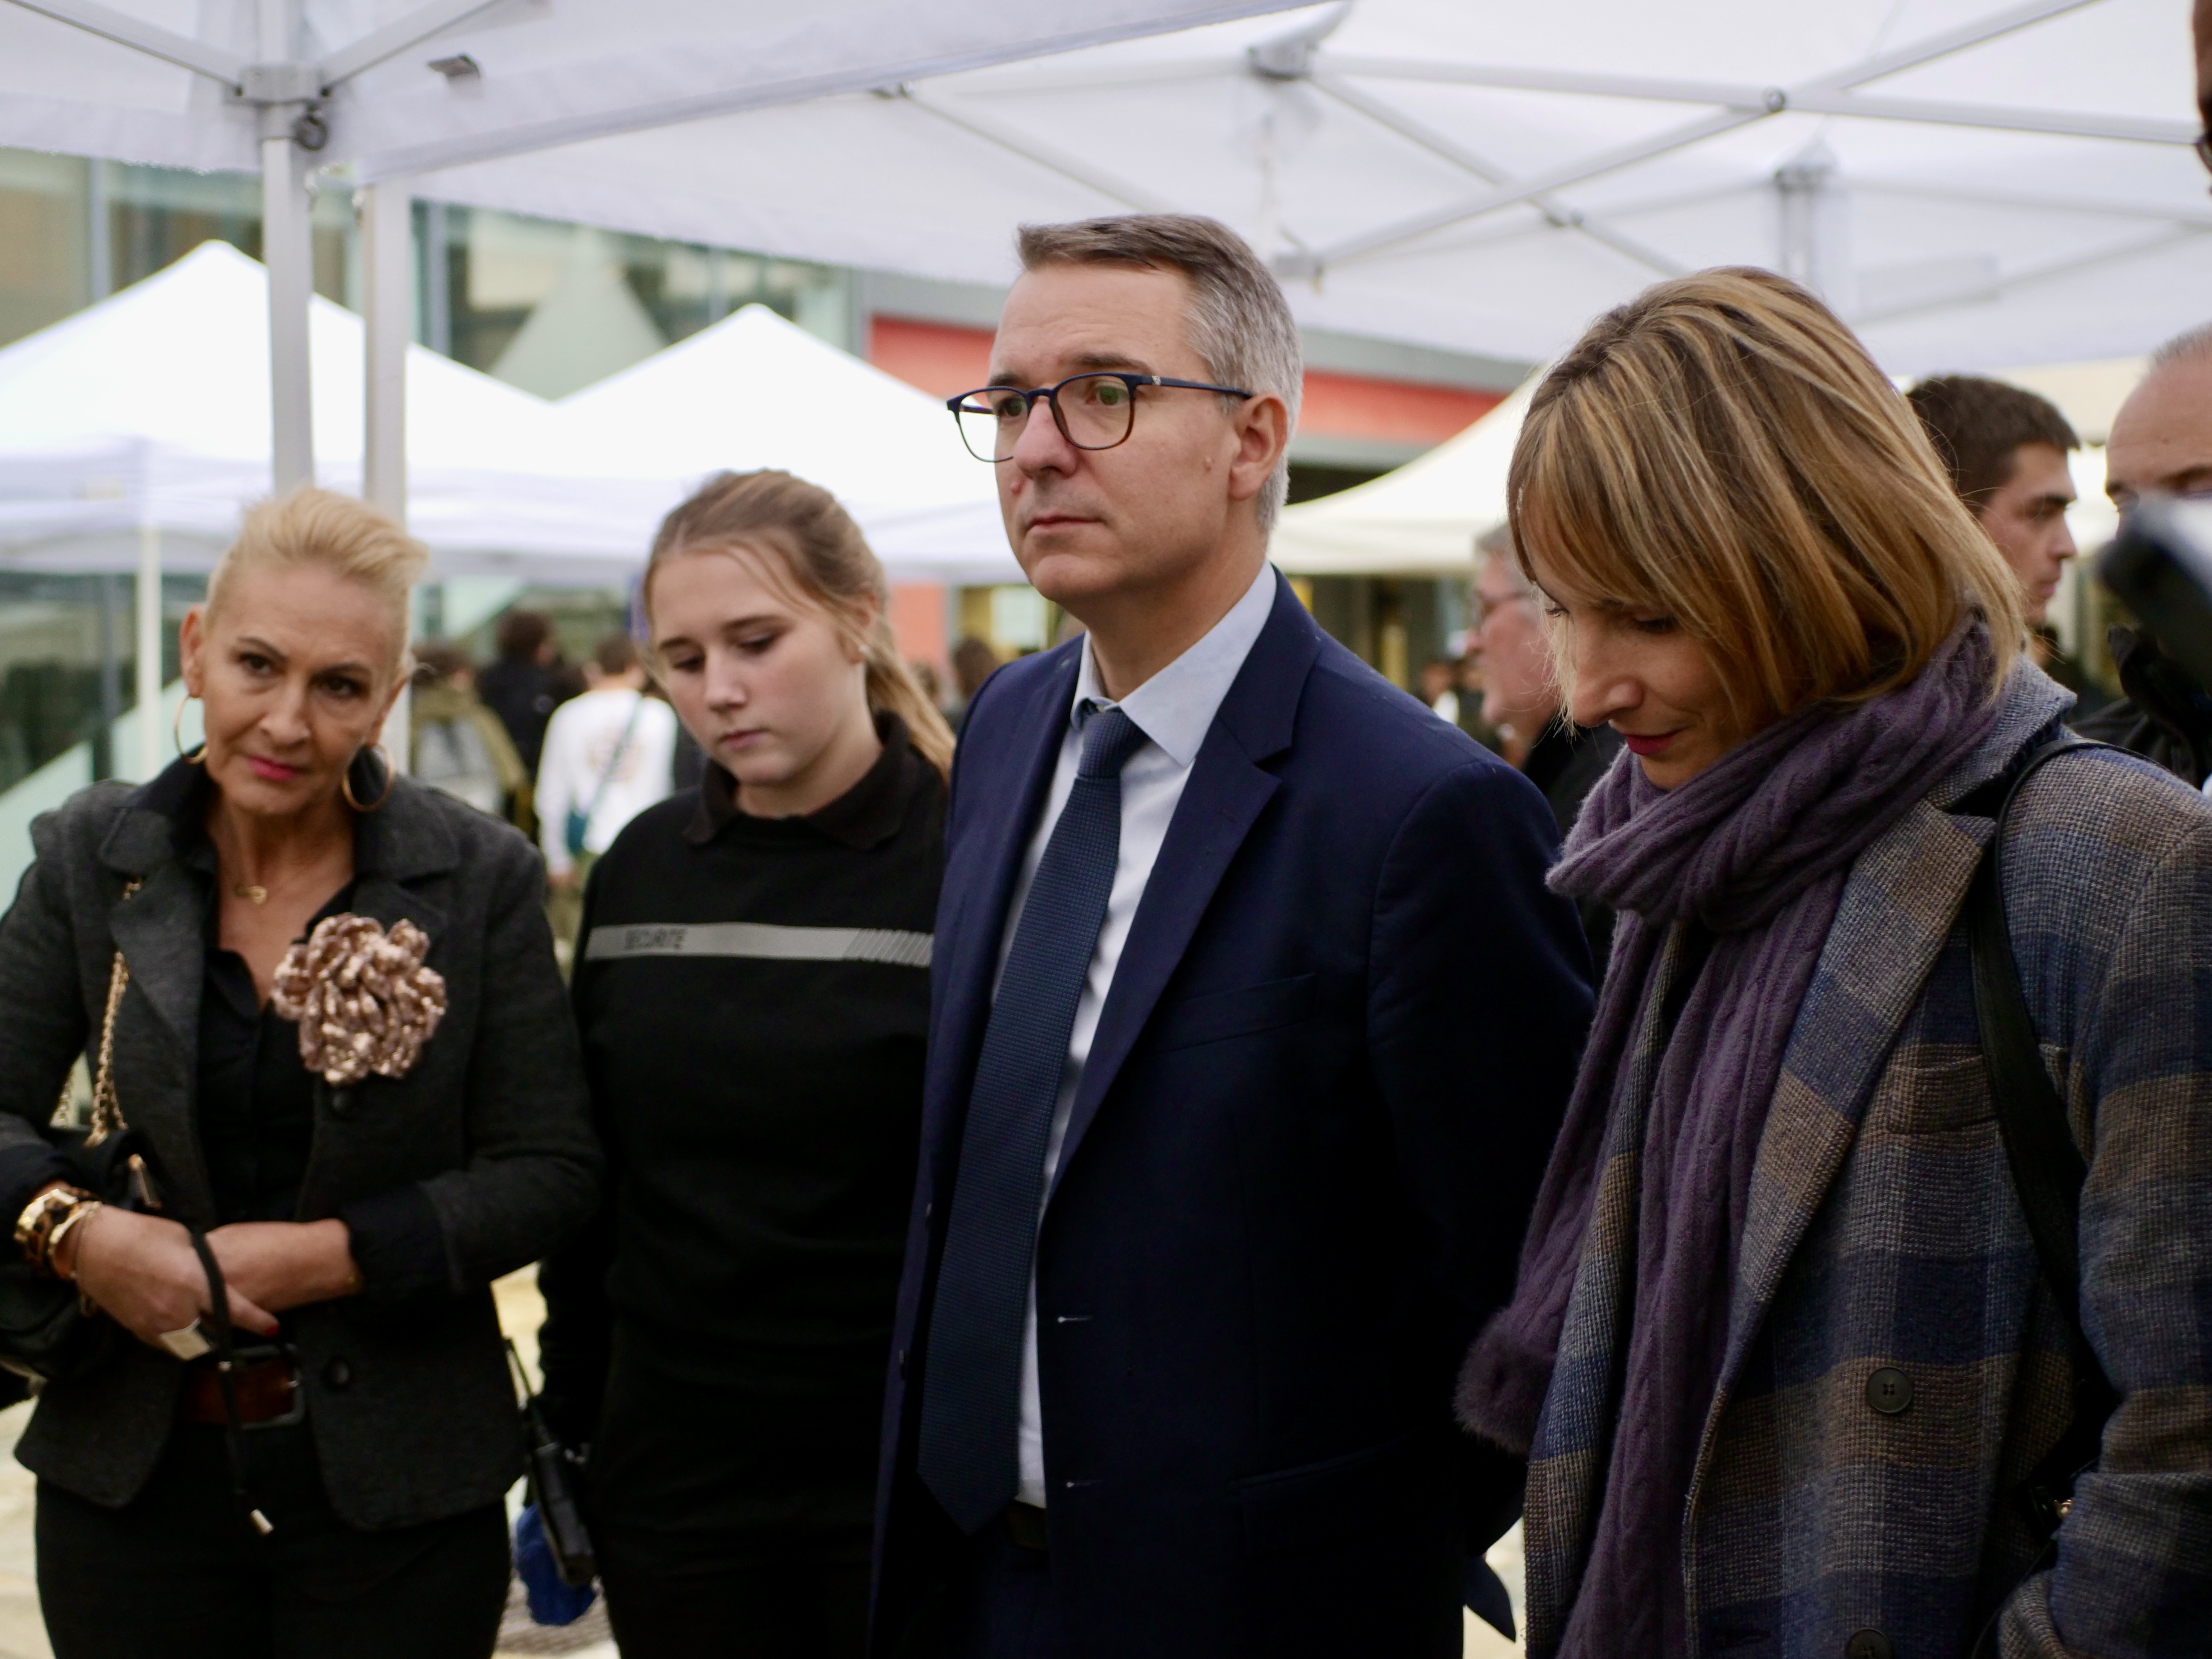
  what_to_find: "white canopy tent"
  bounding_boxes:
[0,0,1276,768]
[0,241,589,563]
[0,243,1023,582]
[1270,375,1535,575]
[0,0,1298,509]
[369,0,2200,378]
[558,303,1021,585]
[0,242,1040,777]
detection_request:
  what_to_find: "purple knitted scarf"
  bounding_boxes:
[1458,622,2001,1658]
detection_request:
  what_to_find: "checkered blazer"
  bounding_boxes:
[1524,667,2212,1659]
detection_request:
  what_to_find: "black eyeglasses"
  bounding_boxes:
[948,371,1252,463]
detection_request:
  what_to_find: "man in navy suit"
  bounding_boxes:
[873,214,1592,1658]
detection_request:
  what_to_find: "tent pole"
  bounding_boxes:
[362,178,413,771]
[260,0,313,492]
[136,519,163,780]
[363,181,410,524]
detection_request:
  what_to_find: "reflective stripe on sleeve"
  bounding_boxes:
[583,921,933,969]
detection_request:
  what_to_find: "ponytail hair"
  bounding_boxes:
[642,470,956,780]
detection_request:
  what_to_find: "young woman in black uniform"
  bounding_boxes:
[537,469,955,1658]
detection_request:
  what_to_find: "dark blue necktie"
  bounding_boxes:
[917,704,1149,1533]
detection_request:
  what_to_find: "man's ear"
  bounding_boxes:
[1225,391,1292,504]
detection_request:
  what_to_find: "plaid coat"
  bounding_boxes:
[1524,668,2212,1659]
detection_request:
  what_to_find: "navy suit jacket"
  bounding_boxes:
[873,573,1592,1657]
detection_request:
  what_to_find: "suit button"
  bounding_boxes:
[1844,1630,1893,1659]
[323,1358,352,1391]
[329,1088,354,1118]
[896,1349,907,1379]
[1865,1367,1913,1415]
[923,1202,933,1223]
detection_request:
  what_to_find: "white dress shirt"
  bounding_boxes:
[996,561,1277,1508]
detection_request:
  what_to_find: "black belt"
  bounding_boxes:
[1002,1501,1048,1553]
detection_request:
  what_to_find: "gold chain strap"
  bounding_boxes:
[71,878,142,1146]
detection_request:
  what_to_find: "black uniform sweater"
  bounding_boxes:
[538,716,943,1482]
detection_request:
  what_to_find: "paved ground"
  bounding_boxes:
[0,1272,1523,1657]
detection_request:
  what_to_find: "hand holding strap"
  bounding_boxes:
[185,1228,274,1537]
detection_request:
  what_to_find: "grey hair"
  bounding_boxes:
[1016,214,1302,532]
[1475,521,1533,594]
[2151,321,2212,371]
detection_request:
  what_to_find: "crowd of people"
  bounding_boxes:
[0,78,2209,1659]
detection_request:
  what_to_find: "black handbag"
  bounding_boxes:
[1963,741,2120,1541]
[506,1339,596,1588]
[0,891,165,1385]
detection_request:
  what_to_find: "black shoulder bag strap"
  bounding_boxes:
[1963,739,2121,1542]
[186,1228,274,1537]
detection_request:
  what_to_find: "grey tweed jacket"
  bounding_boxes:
[1522,667,2212,1659]
[0,763,600,1528]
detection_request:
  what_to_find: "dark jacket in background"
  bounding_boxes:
[479,655,582,779]
[0,764,600,1527]
[2073,626,2211,786]
[1522,720,1623,968]
[873,576,1594,1658]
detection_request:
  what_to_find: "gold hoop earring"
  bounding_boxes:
[172,697,205,765]
[341,745,394,814]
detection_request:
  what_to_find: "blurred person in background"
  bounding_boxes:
[1474,523,1621,963]
[537,470,954,1659]
[536,633,678,959]
[1420,652,1509,756]
[2078,323,2212,786]
[949,635,1001,733]
[1904,374,2104,709]
[410,640,530,824]
[1460,268,2212,1659]
[477,609,581,790]
[0,489,597,1658]
[1417,655,1460,723]
[911,659,946,715]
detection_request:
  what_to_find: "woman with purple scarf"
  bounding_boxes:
[1458,268,2212,1659]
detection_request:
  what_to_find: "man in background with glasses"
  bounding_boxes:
[871,213,1592,1659]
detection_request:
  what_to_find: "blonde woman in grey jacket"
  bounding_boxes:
[0,489,600,1659]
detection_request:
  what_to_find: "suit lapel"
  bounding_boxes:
[1048,578,1320,1194]
[925,646,1082,1154]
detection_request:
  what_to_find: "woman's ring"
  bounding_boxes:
[157,1320,211,1361]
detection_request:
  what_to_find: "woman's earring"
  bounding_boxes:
[341,744,395,813]
[172,697,205,765]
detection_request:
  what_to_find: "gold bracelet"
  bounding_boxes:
[44,1200,104,1280]
[14,1185,95,1277]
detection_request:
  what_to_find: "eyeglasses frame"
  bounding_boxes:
[946,371,1254,463]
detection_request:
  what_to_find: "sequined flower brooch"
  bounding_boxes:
[272,914,449,1086]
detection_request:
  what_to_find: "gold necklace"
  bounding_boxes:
[233,882,269,906]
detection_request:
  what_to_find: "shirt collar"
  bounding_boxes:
[1069,562,1276,767]
[686,711,925,850]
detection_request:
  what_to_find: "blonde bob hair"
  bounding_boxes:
[1508,267,2023,727]
[206,488,427,681]
[641,470,956,781]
